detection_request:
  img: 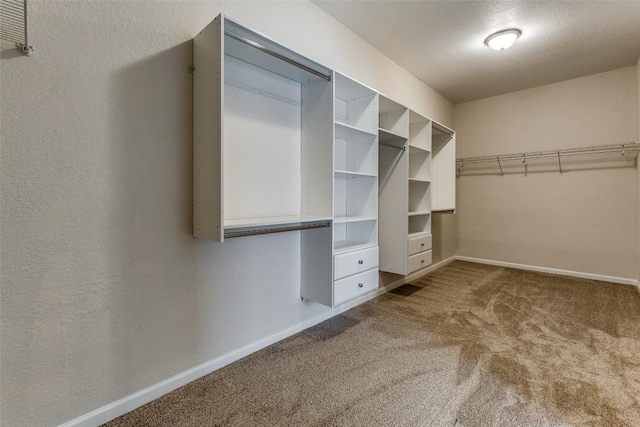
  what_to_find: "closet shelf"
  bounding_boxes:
[335,121,378,138]
[409,178,430,184]
[409,144,430,155]
[457,142,639,175]
[335,170,376,179]
[379,128,408,145]
[333,215,377,224]
[334,241,377,254]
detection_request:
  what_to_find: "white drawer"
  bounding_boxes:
[408,234,432,256]
[334,246,379,280]
[334,268,378,305]
[409,250,432,273]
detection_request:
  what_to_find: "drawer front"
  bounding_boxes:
[408,234,432,256]
[409,250,432,273]
[334,246,379,280]
[334,268,378,306]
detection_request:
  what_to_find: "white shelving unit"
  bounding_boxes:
[193,14,334,305]
[379,106,438,275]
[193,15,456,307]
[332,73,379,305]
[407,111,432,241]
[333,73,378,252]
[194,14,334,241]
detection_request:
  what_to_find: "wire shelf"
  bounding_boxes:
[1,0,33,56]
[457,142,639,176]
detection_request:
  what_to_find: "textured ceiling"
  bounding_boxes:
[312,1,640,103]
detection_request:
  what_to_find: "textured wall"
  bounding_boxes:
[0,1,453,425]
[454,66,638,279]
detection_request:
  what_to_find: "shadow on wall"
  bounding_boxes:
[107,41,202,391]
[1,45,25,59]
[105,38,314,401]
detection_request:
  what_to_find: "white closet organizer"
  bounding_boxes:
[193,14,333,242]
[193,14,334,306]
[378,103,449,276]
[331,73,379,306]
[193,14,456,307]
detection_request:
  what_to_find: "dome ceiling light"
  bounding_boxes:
[484,29,522,51]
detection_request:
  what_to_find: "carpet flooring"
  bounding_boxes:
[105,261,640,426]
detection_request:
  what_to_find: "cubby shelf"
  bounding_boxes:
[334,241,376,254]
[409,144,430,155]
[334,215,377,224]
[409,178,431,183]
[335,121,378,138]
[408,231,429,239]
[334,170,377,179]
[379,128,408,145]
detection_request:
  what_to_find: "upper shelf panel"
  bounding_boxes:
[224,18,332,83]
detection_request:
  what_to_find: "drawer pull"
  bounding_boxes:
[421,243,425,247]
[358,260,363,264]
[358,283,363,288]
[421,259,425,263]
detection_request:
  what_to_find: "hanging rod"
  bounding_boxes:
[224,221,330,239]
[457,142,639,165]
[224,30,331,81]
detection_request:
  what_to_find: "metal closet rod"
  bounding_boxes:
[224,221,330,239]
[224,30,331,81]
[457,142,639,165]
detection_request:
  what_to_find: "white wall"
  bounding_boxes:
[0,1,453,426]
[454,66,638,280]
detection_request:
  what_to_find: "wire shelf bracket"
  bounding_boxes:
[1,0,33,56]
[457,142,639,175]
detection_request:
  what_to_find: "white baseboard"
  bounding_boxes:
[59,256,456,427]
[454,256,638,287]
[383,255,457,289]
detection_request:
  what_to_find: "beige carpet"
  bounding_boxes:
[105,261,640,426]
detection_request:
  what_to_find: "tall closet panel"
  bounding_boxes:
[431,122,456,213]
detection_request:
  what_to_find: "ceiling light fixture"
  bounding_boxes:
[484,29,521,51]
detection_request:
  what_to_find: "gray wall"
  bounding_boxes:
[454,66,639,280]
[0,2,453,426]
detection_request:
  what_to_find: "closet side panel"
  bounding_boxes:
[379,145,408,274]
[300,77,334,305]
[301,78,333,217]
[432,135,456,212]
[193,14,224,241]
